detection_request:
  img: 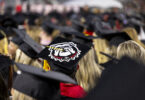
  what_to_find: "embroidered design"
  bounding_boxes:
[48,42,81,62]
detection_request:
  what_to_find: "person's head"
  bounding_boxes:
[76,47,102,92]
[117,40,145,64]
[12,89,36,100]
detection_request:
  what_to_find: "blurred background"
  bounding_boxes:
[0,0,144,14]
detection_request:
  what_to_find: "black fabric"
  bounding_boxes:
[0,54,13,87]
[13,63,77,100]
[58,26,98,46]
[101,32,131,46]
[0,26,15,40]
[71,20,85,33]
[15,63,76,84]
[42,22,60,35]
[1,16,18,28]
[81,56,145,100]
[13,73,60,100]
[38,37,91,75]
[11,28,43,59]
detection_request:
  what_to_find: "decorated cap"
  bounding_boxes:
[38,37,91,75]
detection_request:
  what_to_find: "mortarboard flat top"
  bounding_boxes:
[11,28,43,59]
[100,31,131,46]
[13,63,77,100]
[38,37,91,74]
[71,20,86,33]
[83,56,145,100]
[59,26,99,40]
[15,63,76,84]
[1,17,18,28]
[42,22,60,35]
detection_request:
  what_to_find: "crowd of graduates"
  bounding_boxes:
[0,5,145,100]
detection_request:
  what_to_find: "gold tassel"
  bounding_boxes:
[43,60,51,71]
[0,30,8,55]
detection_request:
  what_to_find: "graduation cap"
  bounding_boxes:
[58,26,99,46]
[13,13,27,26]
[1,16,18,28]
[0,26,14,40]
[11,28,43,59]
[101,31,131,46]
[42,22,60,35]
[27,13,40,26]
[13,63,76,100]
[38,37,91,75]
[127,18,144,34]
[82,56,145,100]
[71,20,86,33]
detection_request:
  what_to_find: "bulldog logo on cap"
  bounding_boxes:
[48,42,81,62]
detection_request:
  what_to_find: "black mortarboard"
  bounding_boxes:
[1,16,18,28]
[13,13,26,25]
[13,63,76,100]
[11,28,43,59]
[127,18,144,34]
[38,37,91,75]
[0,26,14,40]
[58,26,99,46]
[0,17,18,39]
[42,22,59,35]
[101,32,131,46]
[82,56,145,100]
[27,13,40,26]
[71,20,86,33]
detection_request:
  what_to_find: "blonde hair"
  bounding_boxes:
[117,40,145,64]
[93,38,111,64]
[12,89,36,100]
[76,48,102,92]
[123,27,145,49]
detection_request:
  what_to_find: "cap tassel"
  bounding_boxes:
[43,60,51,71]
